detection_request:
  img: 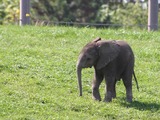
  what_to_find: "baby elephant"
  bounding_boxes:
[76,37,139,102]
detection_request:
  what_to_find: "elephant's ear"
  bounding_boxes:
[96,41,120,70]
[93,37,101,42]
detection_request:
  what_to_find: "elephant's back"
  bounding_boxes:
[116,40,134,56]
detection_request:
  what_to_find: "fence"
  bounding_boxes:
[31,19,148,29]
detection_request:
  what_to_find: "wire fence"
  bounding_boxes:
[32,19,148,29]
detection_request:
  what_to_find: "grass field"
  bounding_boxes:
[0,25,160,120]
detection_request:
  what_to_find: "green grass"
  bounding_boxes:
[0,25,160,120]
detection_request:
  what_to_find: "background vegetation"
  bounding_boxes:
[1,0,159,28]
[0,26,160,119]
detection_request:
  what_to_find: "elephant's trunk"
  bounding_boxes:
[77,66,82,96]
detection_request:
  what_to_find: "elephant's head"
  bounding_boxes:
[76,37,120,96]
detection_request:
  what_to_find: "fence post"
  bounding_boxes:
[148,0,158,31]
[20,0,30,26]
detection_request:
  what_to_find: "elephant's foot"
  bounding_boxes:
[92,96,101,101]
[92,91,101,101]
[103,98,112,102]
[126,90,132,102]
[126,95,132,103]
[104,92,112,102]
[112,92,116,98]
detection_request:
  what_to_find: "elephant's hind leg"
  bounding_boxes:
[104,77,116,102]
[122,72,133,102]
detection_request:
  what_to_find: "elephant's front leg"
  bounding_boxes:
[92,70,104,101]
[104,76,116,102]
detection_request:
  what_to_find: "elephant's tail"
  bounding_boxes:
[133,71,139,91]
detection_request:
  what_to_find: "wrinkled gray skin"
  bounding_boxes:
[77,37,137,102]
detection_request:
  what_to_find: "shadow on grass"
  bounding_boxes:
[120,100,160,111]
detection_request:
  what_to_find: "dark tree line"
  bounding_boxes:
[31,0,107,23]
